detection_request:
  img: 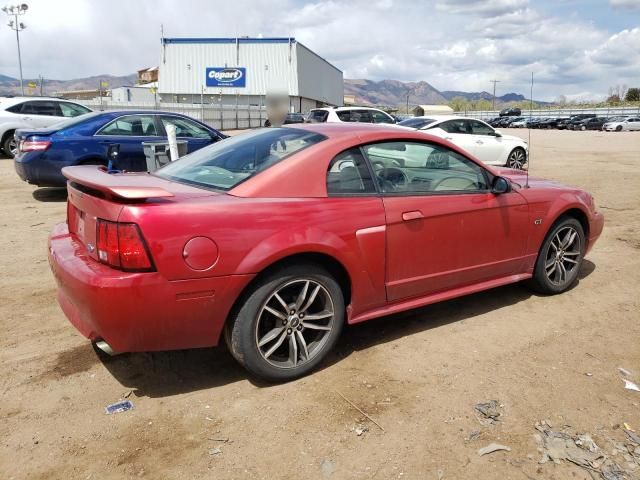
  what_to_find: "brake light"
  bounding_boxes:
[20,139,51,152]
[95,219,154,271]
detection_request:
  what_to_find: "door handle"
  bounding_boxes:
[22,116,31,121]
[402,210,424,221]
[476,140,484,144]
[444,136,453,141]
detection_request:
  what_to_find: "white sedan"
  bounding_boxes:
[603,116,640,132]
[407,116,529,169]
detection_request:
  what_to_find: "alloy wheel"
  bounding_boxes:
[508,149,526,169]
[544,226,581,286]
[255,278,335,369]
[7,138,18,157]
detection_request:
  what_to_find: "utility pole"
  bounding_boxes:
[2,4,29,96]
[490,79,501,111]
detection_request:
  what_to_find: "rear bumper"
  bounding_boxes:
[48,222,254,352]
[14,153,67,187]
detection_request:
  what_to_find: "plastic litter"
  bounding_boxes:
[105,400,133,415]
[208,447,222,456]
[478,443,511,456]
[618,367,632,377]
[623,379,640,392]
[474,400,502,424]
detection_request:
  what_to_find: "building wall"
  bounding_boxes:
[158,38,342,106]
[111,87,156,103]
[159,39,298,97]
[296,43,343,106]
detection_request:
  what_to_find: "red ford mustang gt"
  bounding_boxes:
[48,123,604,381]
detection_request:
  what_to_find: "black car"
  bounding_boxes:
[264,112,306,127]
[563,114,597,130]
[499,107,522,117]
[537,117,563,129]
[572,117,607,131]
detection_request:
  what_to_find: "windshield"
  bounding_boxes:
[156,127,326,191]
[399,117,436,129]
[50,111,102,130]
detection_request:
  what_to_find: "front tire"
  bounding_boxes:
[225,263,345,382]
[529,217,585,294]
[507,147,527,170]
[616,125,622,132]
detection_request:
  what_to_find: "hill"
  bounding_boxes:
[0,73,137,96]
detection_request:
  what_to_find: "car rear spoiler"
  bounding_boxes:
[62,165,174,199]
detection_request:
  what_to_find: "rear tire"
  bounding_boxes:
[225,263,345,382]
[2,132,17,158]
[529,216,585,295]
[616,125,622,132]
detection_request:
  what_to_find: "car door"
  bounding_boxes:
[628,117,640,131]
[19,100,64,128]
[94,114,164,171]
[361,140,530,302]
[466,119,505,163]
[427,119,477,156]
[159,115,217,153]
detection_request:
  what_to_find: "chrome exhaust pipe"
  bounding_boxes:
[95,340,119,356]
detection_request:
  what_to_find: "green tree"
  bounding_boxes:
[625,88,640,102]
[448,96,468,112]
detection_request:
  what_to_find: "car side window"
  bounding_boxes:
[161,116,211,139]
[21,101,60,116]
[469,120,494,136]
[97,115,158,136]
[5,103,25,114]
[58,102,91,117]
[326,148,376,195]
[372,111,394,124]
[362,141,489,194]
[336,110,352,122]
[438,120,470,134]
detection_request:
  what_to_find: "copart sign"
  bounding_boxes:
[205,67,246,87]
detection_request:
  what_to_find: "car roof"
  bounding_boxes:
[311,106,389,112]
[0,96,84,104]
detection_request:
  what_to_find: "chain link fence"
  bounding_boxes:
[79,100,268,131]
[456,105,640,120]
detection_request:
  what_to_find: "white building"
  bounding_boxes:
[157,37,343,112]
[111,85,157,103]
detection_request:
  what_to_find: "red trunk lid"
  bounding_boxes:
[64,166,218,262]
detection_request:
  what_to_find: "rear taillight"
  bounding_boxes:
[96,219,154,271]
[20,139,51,152]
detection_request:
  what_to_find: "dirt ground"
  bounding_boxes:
[1,129,639,480]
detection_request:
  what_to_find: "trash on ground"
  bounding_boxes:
[467,431,481,441]
[624,428,640,445]
[474,400,502,424]
[585,372,593,376]
[123,390,133,398]
[601,463,625,480]
[623,379,640,392]
[618,367,632,377]
[105,400,133,415]
[208,447,222,455]
[575,434,599,453]
[353,425,369,436]
[320,459,336,479]
[478,443,511,456]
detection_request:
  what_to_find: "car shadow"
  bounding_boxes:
[32,187,67,202]
[99,260,596,397]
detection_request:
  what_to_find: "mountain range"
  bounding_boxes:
[343,79,526,106]
[0,73,529,106]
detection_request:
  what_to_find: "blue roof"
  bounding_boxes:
[162,37,295,45]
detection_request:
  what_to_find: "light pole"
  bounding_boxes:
[2,3,28,96]
[490,79,500,111]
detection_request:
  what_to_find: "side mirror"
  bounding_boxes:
[491,129,503,137]
[491,176,511,194]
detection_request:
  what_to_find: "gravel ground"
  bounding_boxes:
[0,128,639,480]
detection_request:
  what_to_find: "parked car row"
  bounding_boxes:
[486,113,640,132]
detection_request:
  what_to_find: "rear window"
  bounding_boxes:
[156,128,326,191]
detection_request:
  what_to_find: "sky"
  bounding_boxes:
[0,0,638,101]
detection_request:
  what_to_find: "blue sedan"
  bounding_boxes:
[13,110,226,187]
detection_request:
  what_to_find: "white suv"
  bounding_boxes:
[0,97,92,157]
[307,106,396,124]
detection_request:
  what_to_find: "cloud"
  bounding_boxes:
[609,0,640,9]
[0,0,637,101]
